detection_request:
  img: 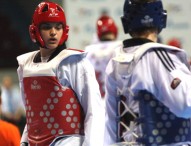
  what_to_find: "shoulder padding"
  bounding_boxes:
[113,42,183,64]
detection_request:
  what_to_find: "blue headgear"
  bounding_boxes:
[121,0,167,34]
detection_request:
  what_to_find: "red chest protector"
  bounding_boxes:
[23,76,84,146]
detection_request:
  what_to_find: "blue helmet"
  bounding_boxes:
[121,0,167,34]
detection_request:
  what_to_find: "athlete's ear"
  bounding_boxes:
[29,24,37,43]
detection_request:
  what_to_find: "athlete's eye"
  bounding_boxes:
[40,23,52,30]
[55,23,63,30]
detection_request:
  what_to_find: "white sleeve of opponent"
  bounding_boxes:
[151,51,191,118]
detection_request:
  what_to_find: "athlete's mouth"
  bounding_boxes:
[48,38,57,43]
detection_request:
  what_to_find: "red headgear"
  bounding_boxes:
[167,38,182,48]
[29,2,69,48]
[97,15,118,40]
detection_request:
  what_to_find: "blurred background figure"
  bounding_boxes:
[166,38,191,65]
[1,75,25,134]
[167,37,182,48]
[0,88,21,146]
[85,13,122,98]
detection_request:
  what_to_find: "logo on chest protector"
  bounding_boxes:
[171,78,181,89]
[31,80,41,90]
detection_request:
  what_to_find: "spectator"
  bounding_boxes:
[0,88,21,146]
[1,75,25,134]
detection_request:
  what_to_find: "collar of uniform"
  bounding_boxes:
[33,43,67,63]
[123,38,154,48]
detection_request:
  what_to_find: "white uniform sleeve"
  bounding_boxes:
[150,51,191,118]
[58,54,105,146]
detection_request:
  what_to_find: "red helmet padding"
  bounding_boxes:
[97,15,118,40]
[29,2,69,47]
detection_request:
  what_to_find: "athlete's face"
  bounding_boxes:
[40,22,63,50]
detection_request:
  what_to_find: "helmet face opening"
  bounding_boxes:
[97,15,118,40]
[29,2,69,48]
[121,0,167,34]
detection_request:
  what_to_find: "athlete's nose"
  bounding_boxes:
[50,27,56,36]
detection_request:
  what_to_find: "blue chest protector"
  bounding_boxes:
[134,90,191,145]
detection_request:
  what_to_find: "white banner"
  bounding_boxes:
[64,0,191,56]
